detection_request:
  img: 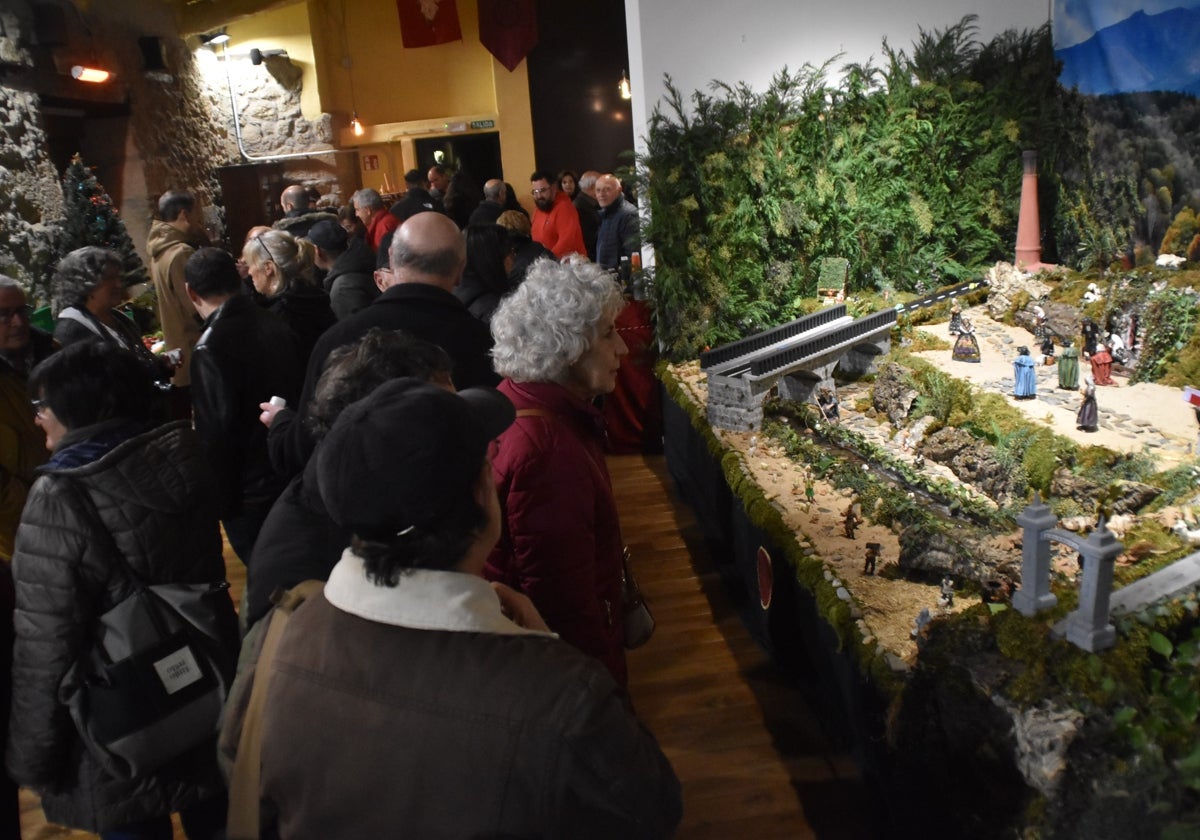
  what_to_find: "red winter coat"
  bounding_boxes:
[484,379,627,686]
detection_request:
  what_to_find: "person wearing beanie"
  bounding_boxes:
[305,219,378,320]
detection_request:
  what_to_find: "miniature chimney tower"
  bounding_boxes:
[1015,150,1043,270]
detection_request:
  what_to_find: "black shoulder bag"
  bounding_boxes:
[61,482,240,780]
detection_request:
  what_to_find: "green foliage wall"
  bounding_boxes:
[639,17,1088,360]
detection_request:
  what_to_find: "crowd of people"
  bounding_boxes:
[0,164,678,839]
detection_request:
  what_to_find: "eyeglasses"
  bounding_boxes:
[0,304,32,323]
[530,187,551,196]
[255,233,282,266]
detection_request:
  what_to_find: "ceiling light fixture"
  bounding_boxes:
[71,65,111,83]
[618,69,632,100]
[199,29,230,47]
[350,111,365,137]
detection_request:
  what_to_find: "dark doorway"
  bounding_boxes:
[526,1,634,177]
[413,131,503,188]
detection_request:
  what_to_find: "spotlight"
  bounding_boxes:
[199,29,230,47]
[249,48,289,66]
[71,65,111,83]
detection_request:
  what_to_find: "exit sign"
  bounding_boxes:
[469,119,495,130]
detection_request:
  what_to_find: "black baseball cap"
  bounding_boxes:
[306,218,349,252]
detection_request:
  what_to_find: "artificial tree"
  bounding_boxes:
[58,154,148,290]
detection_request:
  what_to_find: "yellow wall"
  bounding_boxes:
[226,2,322,120]
[305,0,535,204]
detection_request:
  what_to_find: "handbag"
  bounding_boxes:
[61,483,239,780]
[621,547,655,649]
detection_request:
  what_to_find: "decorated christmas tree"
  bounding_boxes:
[59,153,149,288]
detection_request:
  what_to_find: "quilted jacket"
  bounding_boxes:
[484,379,627,687]
[6,420,227,831]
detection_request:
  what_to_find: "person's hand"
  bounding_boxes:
[258,400,286,428]
[491,582,551,633]
[163,348,184,369]
[236,259,250,280]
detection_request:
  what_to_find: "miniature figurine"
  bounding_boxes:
[1076,375,1098,432]
[1033,308,1055,363]
[951,317,980,363]
[938,577,955,609]
[1081,317,1101,358]
[912,452,925,470]
[843,501,863,540]
[948,303,964,335]
[816,387,840,423]
[911,607,932,639]
[805,478,816,506]
[1090,343,1114,386]
[1058,340,1080,390]
[1013,346,1037,400]
[863,542,881,575]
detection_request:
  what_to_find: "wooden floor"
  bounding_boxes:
[21,454,878,838]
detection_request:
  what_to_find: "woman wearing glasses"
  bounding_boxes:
[9,340,231,840]
[240,229,336,365]
[51,247,176,386]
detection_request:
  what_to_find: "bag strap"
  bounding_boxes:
[226,580,324,840]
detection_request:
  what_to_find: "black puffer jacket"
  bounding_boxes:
[6,421,227,832]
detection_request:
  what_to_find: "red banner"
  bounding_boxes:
[477,0,538,72]
[397,0,463,49]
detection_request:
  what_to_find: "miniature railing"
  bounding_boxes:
[747,308,897,380]
[700,305,848,371]
[892,278,988,315]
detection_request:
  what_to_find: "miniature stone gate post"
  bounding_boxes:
[1013,494,1058,615]
[1064,521,1123,652]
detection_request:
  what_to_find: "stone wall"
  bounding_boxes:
[0,4,64,300]
[196,48,344,207]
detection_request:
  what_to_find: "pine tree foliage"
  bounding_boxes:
[638,17,1088,360]
[58,154,149,287]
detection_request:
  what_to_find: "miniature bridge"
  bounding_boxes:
[701,304,896,430]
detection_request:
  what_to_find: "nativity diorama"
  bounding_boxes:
[639,16,1200,840]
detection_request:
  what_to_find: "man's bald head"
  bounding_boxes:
[388,211,466,291]
[281,185,310,212]
[483,179,506,203]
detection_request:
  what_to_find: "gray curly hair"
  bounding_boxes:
[53,246,122,313]
[490,257,624,382]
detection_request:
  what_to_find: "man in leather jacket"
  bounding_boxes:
[185,247,304,565]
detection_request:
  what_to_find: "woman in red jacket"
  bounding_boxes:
[485,257,630,686]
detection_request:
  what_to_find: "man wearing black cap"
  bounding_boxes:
[247,378,682,837]
[185,247,304,566]
[305,219,377,320]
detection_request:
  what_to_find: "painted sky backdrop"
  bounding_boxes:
[1054,1,1200,94]
[1053,0,1200,47]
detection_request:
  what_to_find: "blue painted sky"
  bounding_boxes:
[1054,0,1200,47]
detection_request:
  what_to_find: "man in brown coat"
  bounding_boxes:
[147,190,206,416]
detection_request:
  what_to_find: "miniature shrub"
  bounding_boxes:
[1150,463,1200,508]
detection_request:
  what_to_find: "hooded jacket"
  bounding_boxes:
[6,421,227,831]
[321,239,379,320]
[147,220,202,388]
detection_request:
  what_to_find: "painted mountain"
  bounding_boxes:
[1056,6,1200,95]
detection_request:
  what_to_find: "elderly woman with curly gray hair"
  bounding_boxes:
[483,257,631,687]
[52,246,176,386]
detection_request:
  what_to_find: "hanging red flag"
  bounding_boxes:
[397,0,463,48]
[477,0,538,72]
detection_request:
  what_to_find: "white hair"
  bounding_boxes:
[490,258,624,382]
